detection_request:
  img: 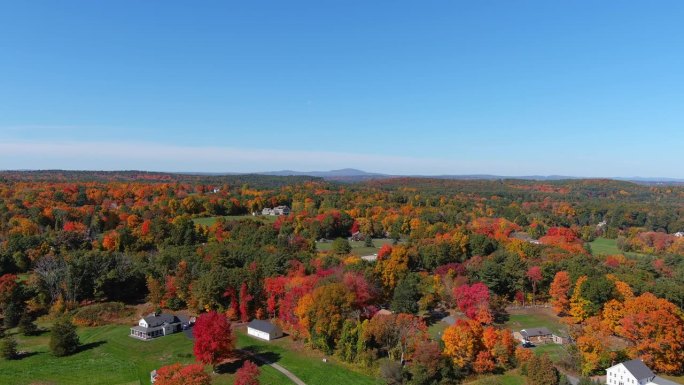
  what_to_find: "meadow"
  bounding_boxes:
[0,323,378,385]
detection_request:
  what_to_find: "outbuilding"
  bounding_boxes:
[247,320,283,341]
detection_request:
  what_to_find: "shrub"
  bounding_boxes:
[49,317,80,357]
[0,336,18,360]
[18,312,38,336]
[72,302,128,326]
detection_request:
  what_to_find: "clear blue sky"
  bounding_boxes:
[1,1,683,177]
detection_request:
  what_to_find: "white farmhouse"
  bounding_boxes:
[605,359,679,385]
[247,319,283,341]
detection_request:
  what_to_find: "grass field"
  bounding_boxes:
[192,215,278,227]
[466,370,525,385]
[503,309,566,335]
[235,329,381,385]
[3,323,379,385]
[589,237,648,258]
[316,238,396,256]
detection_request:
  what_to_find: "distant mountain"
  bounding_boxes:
[259,168,386,181]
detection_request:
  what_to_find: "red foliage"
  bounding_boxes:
[193,311,234,369]
[454,282,492,324]
[377,244,392,260]
[154,363,211,385]
[234,360,260,385]
[239,282,253,323]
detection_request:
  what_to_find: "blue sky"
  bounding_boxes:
[1,1,683,176]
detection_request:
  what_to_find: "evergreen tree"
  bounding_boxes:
[0,336,18,360]
[49,317,80,357]
[18,312,38,336]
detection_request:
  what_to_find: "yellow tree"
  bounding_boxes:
[569,275,590,323]
[442,319,482,368]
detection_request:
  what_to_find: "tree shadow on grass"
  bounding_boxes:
[77,340,106,353]
[215,350,282,374]
[16,351,39,360]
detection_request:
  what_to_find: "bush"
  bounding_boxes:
[0,336,18,360]
[49,317,80,357]
[72,302,128,326]
[18,312,38,336]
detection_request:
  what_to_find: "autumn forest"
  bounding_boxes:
[1,171,683,385]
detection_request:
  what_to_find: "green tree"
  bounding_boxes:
[49,317,80,357]
[332,238,352,255]
[18,312,38,336]
[0,336,18,360]
[390,273,421,314]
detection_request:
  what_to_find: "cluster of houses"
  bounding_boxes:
[260,205,291,216]
[139,313,676,385]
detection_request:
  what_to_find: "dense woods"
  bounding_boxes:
[1,171,683,383]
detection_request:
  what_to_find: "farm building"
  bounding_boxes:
[513,327,570,345]
[247,319,283,341]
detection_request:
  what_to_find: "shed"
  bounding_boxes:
[247,320,283,341]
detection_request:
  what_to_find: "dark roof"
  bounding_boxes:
[142,313,180,327]
[520,327,552,338]
[248,319,281,334]
[620,359,654,380]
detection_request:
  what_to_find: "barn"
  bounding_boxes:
[247,320,283,341]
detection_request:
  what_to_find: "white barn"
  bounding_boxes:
[247,319,283,341]
[605,359,679,385]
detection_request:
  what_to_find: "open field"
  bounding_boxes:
[316,238,396,256]
[589,237,648,258]
[235,329,381,385]
[1,323,359,385]
[192,215,278,227]
[465,370,525,385]
[503,308,566,335]
[0,322,379,385]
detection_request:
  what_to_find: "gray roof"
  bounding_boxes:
[248,319,281,334]
[142,313,180,327]
[621,359,655,380]
[650,377,680,385]
[520,327,552,338]
[131,325,161,333]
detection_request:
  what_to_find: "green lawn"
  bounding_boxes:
[0,323,379,385]
[0,324,290,385]
[235,330,381,385]
[504,309,566,335]
[466,370,525,385]
[662,375,684,384]
[428,321,450,340]
[316,238,396,256]
[192,215,277,227]
[589,237,648,258]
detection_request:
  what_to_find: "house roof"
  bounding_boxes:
[615,359,655,380]
[520,327,552,338]
[649,377,680,385]
[142,313,179,327]
[131,325,160,333]
[248,320,281,334]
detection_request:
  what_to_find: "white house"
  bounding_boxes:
[262,206,291,216]
[130,312,190,340]
[247,319,283,341]
[605,359,679,385]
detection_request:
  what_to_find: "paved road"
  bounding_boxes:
[238,349,306,385]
